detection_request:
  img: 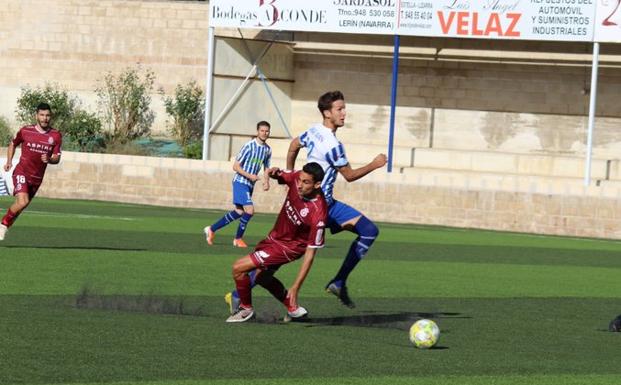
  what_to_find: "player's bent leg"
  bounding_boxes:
[327,215,380,308]
[11,192,30,214]
[1,193,30,240]
[254,270,307,321]
[234,205,254,247]
[206,209,243,245]
[228,255,258,322]
[225,270,258,314]
[255,270,286,302]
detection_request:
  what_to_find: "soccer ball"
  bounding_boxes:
[409,319,440,349]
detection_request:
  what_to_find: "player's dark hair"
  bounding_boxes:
[36,103,52,113]
[256,120,271,130]
[317,91,344,115]
[303,162,325,183]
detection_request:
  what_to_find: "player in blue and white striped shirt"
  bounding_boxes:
[204,121,272,247]
[287,91,387,308]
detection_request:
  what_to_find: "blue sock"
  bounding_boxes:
[211,210,242,232]
[332,216,379,286]
[235,213,253,239]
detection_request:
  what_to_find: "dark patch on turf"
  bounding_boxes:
[75,285,207,316]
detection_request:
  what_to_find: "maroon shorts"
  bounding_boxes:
[12,173,41,199]
[250,238,302,270]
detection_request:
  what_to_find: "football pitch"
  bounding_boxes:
[1,197,621,385]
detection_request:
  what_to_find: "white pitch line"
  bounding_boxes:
[27,210,138,221]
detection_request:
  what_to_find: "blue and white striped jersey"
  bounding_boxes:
[233,138,272,186]
[299,123,348,206]
[0,173,8,196]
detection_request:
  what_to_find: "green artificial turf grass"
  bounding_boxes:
[5,376,621,385]
[1,197,621,385]
[1,296,620,384]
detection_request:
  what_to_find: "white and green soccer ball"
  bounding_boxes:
[409,319,440,349]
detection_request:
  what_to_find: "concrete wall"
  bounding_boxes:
[290,47,621,160]
[2,150,610,240]
[0,0,212,138]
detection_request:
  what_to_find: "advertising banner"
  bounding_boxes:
[209,0,398,35]
[397,0,596,42]
[594,0,621,42]
[210,0,606,42]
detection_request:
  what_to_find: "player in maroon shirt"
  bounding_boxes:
[0,103,62,240]
[226,162,327,323]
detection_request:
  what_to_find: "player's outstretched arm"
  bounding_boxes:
[338,153,388,182]
[266,167,282,180]
[3,142,15,171]
[286,137,302,170]
[286,247,317,309]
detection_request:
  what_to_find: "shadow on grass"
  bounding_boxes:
[73,285,469,343]
[75,286,208,316]
[289,311,466,333]
[308,311,465,327]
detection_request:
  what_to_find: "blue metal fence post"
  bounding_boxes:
[387,34,400,173]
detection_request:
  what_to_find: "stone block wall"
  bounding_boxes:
[1,150,615,240]
[0,0,211,135]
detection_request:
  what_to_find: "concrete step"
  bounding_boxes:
[411,148,619,181]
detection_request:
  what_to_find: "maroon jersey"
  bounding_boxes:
[265,170,328,257]
[12,125,62,183]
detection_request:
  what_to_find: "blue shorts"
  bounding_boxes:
[232,181,254,206]
[327,200,362,234]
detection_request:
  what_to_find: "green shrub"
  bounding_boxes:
[182,140,203,159]
[96,66,155,144]
[15,84,78,131]
[0,116,13,146]
[162,81,204,147]
[15,84,105,152]
[103,141,151,156]
[63,110,106,152]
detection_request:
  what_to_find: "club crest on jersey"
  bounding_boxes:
[253,250,270,263]
[300,208,309,217]
[48,137,54,145]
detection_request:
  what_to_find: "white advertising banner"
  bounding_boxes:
[210,0,621,41]
[594,0,621,42]
[397,0,596,42]
[209,0,397,35]
[209,0,617,42]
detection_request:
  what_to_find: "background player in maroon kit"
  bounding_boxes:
[0,103,62,240]
[226,162,327,323]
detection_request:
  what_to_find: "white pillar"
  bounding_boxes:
[584,42,600,186]
[202,26,216,161]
